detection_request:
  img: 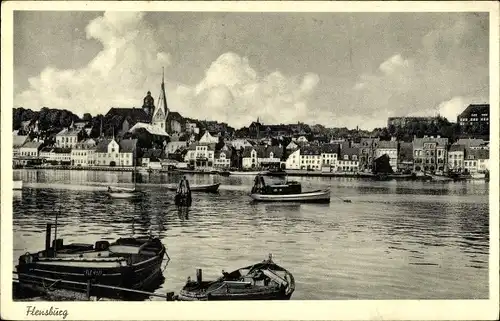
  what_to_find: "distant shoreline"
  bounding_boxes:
[12,166,486,182]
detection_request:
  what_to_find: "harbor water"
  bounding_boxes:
[12,169,489,300]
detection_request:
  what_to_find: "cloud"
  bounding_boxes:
[177,52,320,128]
[15,12,171,116]
[408,96,489,122]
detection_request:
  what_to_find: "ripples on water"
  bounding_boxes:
[12,170,489,300]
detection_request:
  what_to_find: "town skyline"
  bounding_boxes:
[14,11,489,131]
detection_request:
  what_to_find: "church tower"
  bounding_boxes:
[142,91,155,118]
[151,67,169,131]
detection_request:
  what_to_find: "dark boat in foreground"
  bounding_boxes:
[250,174,330,203]
[177,254,295,301]
[16,223,167,299]
[166,182,220,193]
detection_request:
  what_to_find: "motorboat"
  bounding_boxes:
[177,254,295,301]
[13,180,23,190]
[15,223,168,300]
[249,174,330,203]
[165,182,220,193]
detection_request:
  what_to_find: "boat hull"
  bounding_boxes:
[108,192,144,199]
[229,171,265,176]
[177,256,295,301]
[250,189,331,203]
[166,183,220,193]
[16,238,166,300]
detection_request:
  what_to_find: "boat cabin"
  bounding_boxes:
[251,175,301,195]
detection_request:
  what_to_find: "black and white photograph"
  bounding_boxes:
[1,1,499,320]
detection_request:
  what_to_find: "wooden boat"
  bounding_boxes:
[13,180,23,190]
[229,171,265,176]
[177,254,295,301]
[249,174,330,203]
[165,182,220,193]
[108,162,144,199]
[15,223,167,299]
[107,186,145,199]
[427,173,453,182]
[470,172,486,180]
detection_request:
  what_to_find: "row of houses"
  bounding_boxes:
[13,137,138,167]
[13,125,490,174]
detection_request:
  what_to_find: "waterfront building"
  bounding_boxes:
[214,149,232,169]
[19,141,43,157]
[412,135,449,173]
[300,146,322,171]
[475,149,490,172]
[184,143,216,170]
[359,138,380,172]
[337,147,360,172]
[140,148,165,169]
[464,148,489,173]
[241,145,283,169]
[39,147,53,160]
[53,148,72,165]
[94,138,137,167]
[397,142,413,173]
[117,139,138,167]
[199,131,219,144]
[320,143,341,172]
[374,139,398,172]
[284,149,301,170]
[448,145,465,172]
[71,139,97,167]
[55,127,81,148]
[13,134,29,158]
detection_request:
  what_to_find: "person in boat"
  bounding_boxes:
[107,186,112,192]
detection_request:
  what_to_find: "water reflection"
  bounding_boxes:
[12,169,489,300]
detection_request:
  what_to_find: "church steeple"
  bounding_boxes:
[152,67,169,131]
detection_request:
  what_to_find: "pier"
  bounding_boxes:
[13,272,177,301]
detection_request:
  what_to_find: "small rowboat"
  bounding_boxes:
[166,183,220,193]
[107,187,144,199]
[13,180,23,190]
[250,189,331,203]
[177,254,295,301]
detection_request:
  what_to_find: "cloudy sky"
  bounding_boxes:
[14,11,489,130]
